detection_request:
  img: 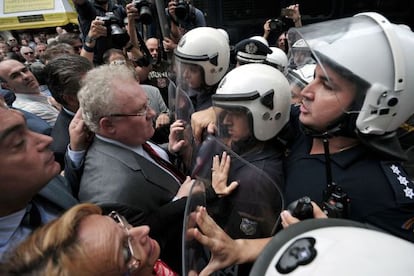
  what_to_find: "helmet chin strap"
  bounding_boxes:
[300,112,358,139]
[300,114,407,161]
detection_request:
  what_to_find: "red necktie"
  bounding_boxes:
[153,259,178,276]
[142,142,186,183]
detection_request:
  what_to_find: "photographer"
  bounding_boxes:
[72,0,127,65]
[163,0,206,52]
[263,4,302,51]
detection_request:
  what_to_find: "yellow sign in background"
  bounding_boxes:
[4,0,54,14]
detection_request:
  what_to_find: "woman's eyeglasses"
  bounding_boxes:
[108,211,140,274]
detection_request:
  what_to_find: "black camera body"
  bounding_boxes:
[268,18,286,34]
[175,0,192,20]
[132,0,153,25]
[97,12,128,48]
[97,12,119,28]
[322,182,350,218]
[287,196,314,220]
[287,182,350,220]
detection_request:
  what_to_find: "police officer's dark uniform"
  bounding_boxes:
[199,138,285,276]
[284,107,414,242]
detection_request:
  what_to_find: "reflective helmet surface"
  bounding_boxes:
[266,47,288,72]
[174,27,230,86]
[213,63,291,141]
[250,219,414,276]
[287,12,414,135]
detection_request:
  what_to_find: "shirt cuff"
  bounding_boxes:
[67,145,86,168]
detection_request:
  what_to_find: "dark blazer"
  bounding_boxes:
[21,109,52,136]
[51,109,73,171]
[36,175,79,211]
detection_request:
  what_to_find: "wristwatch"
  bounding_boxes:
[84,35,96,44]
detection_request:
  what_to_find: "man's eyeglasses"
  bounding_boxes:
[108,100,151,118]
[23,52,34,55]
[108,211,140,274]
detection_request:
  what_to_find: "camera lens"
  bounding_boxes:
[175,1,188,20]
[269,19,282,32]
[139,6,153,25]
[133,0,153,25]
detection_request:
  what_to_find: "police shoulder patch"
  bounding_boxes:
[381,161,414,204]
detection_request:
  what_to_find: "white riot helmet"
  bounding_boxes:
[250,219,414,276]
[289,12,414,135]
[213,63,291,141]
[174,27,230,86]
[287,12,414,158]
[287,63,316,90]
[265,47,288,72]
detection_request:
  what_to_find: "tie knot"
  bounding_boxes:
[21,202,42,229]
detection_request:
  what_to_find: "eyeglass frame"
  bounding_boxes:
[108,211,141,274]
[23,52,34,55]
[107,99,151,118]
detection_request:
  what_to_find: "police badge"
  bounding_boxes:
[240,217,258,235]
[245,42,258,55]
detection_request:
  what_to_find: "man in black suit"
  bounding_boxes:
[0,97,78,258]
[45,54,93,170]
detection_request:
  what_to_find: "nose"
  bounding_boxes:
[183,68,190,78]
[300,80,315,99]
[130,225,150,243]
[31,131,53,150]
[21,71,30,79]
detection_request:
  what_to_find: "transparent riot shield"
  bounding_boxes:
[168,79,197,171]
[182,180,207,276]
[182,132,285,275]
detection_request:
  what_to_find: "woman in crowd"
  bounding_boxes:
[1,203,178,276]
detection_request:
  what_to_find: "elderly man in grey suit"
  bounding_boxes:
[75,64,193,271]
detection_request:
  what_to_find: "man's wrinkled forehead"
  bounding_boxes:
[0,107,26,143]
[0,60,25,79]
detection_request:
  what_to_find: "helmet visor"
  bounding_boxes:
[286,13,403,134]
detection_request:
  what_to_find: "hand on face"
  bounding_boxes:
[69,108,94,151]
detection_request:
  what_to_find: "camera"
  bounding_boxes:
[97,12,129,49]
[287,196,314,220]
[97,12,124,36]
[322,182,350,218]
[175,0,192,20]
[268,19,285,33]
[132,0,153,25]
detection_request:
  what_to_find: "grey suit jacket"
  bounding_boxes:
[78,138,182,226]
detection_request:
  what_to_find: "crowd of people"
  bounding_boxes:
[1,0,414,275]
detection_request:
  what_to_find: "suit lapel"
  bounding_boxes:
[95,139,181,194]
[38,175,78,210]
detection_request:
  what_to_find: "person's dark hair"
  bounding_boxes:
[4,51,24,63]
[29,62,47,85]
[44,54,92,106]
[57,32,82,47]
[103,48,125,64]
[40,43,75,64]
